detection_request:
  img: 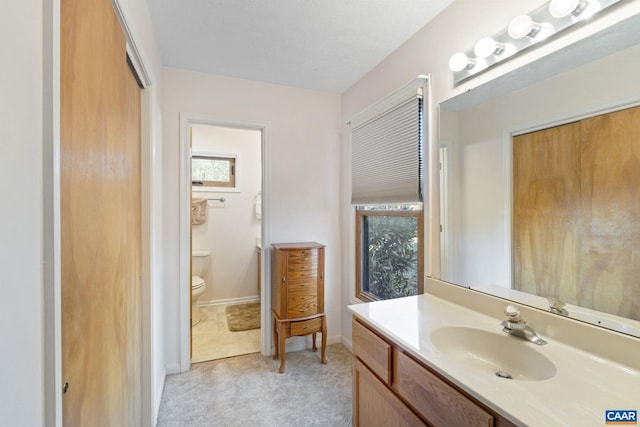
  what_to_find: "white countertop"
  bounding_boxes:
[348,294,640,427]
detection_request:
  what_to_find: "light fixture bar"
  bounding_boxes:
[450,0,622,85]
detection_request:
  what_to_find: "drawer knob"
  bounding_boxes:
[303,325,310,329]
[282,277,286,283]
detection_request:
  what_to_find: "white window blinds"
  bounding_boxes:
[350,78,426,205]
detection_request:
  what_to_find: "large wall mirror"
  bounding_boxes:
[439,12,640,337]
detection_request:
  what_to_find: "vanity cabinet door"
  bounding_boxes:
[394,350,494,427]
[353,358,426,427]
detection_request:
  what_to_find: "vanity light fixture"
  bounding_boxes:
[474,37,505,59]
[507,15,542,39]
[448,53,476,72]
[548,0,587,18]
[448,0,621,84]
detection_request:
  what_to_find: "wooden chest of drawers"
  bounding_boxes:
[271,242,327,373]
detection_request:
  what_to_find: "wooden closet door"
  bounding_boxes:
[61,0,142,424]
[580,106,640,319]
[513,106,640,320]
[513,122,582,299]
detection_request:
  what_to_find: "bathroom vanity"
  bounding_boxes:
[352,318,515,427]
[348,279,640,426]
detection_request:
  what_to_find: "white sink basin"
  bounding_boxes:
[430,326,557,381]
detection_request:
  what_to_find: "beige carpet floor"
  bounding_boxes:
[157,343,353,427]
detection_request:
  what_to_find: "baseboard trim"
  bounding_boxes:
[198,296,260,307]
[165,362,181,375]
[153,368,166,425]
[341,335,353,352]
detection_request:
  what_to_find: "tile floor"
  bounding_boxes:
[191,304,262,364]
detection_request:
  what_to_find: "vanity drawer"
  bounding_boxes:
[290,317,322,336]
[394,350,494,427]
[352,319,392,385]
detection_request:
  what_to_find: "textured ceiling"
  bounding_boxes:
[147,0,453,93]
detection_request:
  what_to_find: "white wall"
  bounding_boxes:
[340,0,640,342]
[161,67,342,371]
[191,125,262,303]
[0,1,44,425]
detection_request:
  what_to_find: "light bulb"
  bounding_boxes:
[448,53,475,72]
[549,0,586,18]
[508,15,542,39]
[474,37,505,58]
[581,1,602,19]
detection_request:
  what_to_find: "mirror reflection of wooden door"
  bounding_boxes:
[513,122,582,299]
[61,0,142,424]
[513,106,640,321]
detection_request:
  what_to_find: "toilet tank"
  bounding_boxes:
[191,250,211,277]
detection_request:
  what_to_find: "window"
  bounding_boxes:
[350,77,428,301]
[191,154,236,189]
[356,205,424,302]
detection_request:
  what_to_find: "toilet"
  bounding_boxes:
[191,250,211,326]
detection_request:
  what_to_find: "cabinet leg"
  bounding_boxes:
[321,315,327,364]
[273,318,279,360]
[278,322,287,373]
[312,332,318,352]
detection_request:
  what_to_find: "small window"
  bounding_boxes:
[192,155,236,189]
[356,204,424,302]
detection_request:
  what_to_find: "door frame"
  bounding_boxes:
[178,112,271,372]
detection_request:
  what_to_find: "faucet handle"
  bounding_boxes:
[547,297,565,311]
[547,297,568,316]
[504,305,522,323]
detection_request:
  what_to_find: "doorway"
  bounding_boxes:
[179,114,271,371]
[190,124,262,363]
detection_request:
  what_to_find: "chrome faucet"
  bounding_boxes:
[501,305,547,345]
[547,297,569,316]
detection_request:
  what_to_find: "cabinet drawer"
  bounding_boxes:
[287,293,318,318]
[287,269,317,280]
[288,249,317,259]
[288,279,318,294]
[287,261,317,272]
[290,317,322,336]
[352,319,392,385]
[288,287,317,299]
[394,350,494,427]
[288,258,317,269]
